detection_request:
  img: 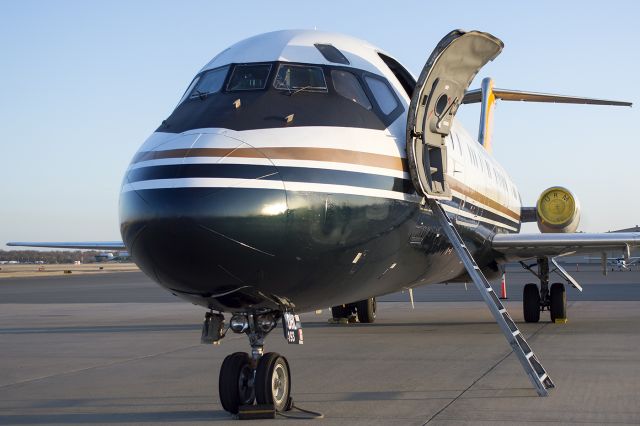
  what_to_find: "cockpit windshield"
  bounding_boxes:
[164,61,403,134]
[189,66,229,99]
[273,64,327,92]
[227,64,272,91]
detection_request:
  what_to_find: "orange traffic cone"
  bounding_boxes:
[499,273,508,300]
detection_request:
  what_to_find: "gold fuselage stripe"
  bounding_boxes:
[133,147,408,173]
[449,177,520,221]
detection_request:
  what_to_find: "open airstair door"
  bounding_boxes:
[407,30,503,200]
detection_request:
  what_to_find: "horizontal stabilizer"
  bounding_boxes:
[463,88,631,106]
[7,241,126,250]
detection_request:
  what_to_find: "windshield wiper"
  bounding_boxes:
[290,86,313,96]
[193,89,208,101]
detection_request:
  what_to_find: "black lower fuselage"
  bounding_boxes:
[120,178,514,313]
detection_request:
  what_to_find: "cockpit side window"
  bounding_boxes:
[273,64,327,92]
[331,70,372,110]
[176,76,200,107]
[364,76,399,115]
[227,64,272,91]
[377,52,416,98]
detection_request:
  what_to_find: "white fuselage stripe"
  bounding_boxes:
[121,178,418,201]
[450,188,518,224]
[121,178,516,230]
[441,204,518,232]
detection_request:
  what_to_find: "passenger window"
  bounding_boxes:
[364,76,399,115]
[188,66,229,100]
[274,64,327,92]
[227,64,271,91]
[331,70,372,110]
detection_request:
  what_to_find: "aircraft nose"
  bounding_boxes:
[119,132,289,299]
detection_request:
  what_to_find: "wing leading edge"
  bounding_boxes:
[6,242,126,250]
[491,232,640,261]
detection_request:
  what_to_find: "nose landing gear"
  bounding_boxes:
[214,312,293,415]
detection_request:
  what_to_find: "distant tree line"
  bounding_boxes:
[0,250,104,264]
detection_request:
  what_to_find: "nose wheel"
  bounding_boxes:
[218,352,255,414]
[216,312,294,416]
[218,351,291,414]
[255,352,291,412]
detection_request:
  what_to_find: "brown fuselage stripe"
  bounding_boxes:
[133,147,409,173]
[133,147,520,222]
[449,177,520,221]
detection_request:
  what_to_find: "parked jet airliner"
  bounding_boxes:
[9,29,638,413]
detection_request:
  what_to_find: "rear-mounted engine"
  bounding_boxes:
[536,186,581,233]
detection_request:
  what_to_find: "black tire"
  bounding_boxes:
[218,352,254,414]
[331,305,351,318]
[356,297,376,323]
[550,282,566,322]
[523,283,540,323]
[255,352,291,412]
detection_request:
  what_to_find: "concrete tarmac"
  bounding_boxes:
[1,271,640,425]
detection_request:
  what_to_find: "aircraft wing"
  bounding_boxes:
[491,232,640,261]
[6,241,126,250]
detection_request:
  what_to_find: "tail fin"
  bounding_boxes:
[477,77,496,152]
[463,78,632,153]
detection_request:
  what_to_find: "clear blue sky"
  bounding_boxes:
[1,1,639,249]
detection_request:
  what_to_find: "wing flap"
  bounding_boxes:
[492,232,640,260]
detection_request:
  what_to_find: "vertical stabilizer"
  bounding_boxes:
[478,77,496,152]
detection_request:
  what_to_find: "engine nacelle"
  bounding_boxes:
[536,186,580,233]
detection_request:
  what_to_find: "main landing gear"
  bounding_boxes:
[521,257,568,323]
[202,311,297,415]
[330,297,377,323]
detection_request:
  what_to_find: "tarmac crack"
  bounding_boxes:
[422,321,551,425]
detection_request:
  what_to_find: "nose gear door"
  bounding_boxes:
[407,30,503,200]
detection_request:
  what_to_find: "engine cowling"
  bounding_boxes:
[536,186,580,233]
